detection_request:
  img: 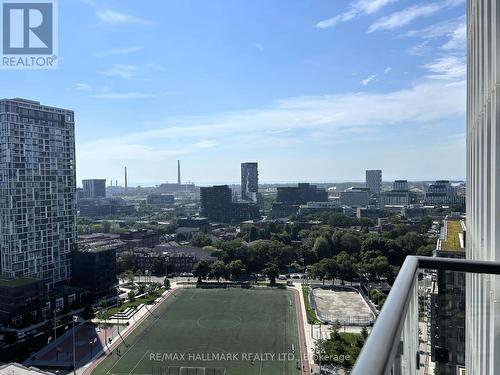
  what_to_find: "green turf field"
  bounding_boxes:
[93,287,302,375]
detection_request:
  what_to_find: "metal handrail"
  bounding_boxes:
[351,255,500,375]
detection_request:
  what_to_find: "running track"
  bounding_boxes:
[294,288,311,375]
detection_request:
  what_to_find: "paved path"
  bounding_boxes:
[291,284,317,375]
[293,288,312,375]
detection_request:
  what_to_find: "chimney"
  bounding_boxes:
[177,160,181,185]
[124,166,128,192]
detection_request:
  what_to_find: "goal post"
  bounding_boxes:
[179,367,226,375]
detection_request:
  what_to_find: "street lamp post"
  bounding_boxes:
[53,310,57,341]
[318,325,323,375]
[165,255,170,278]
[72,315,78,375]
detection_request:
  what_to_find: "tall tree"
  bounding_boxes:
[210,260,227,282]
[321,258,339,285]
[310,262,327,285]
[263,263,280,284]
[335,251,356,284]
[193,259,211,283]
[248,226,259,242]
[228,260,246,280]
[313,236,332,260]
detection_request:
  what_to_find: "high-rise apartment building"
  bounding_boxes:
[466,2,500,374]
[0,98,76,290]
[201,185,259,223]
[82,179,106,198]
[366,169,382,194]
[200,185,233,223]
[241,162,258,202]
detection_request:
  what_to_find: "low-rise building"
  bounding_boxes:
[82,179,106,198]
[78,233,127,253]
[340,187,371,207]
[276,183,328,204]
[0,363,52,374]
[119,229,160,249]
[130,248,199,275]
[424,180,465,206]
[431,217,466,375]
[177,217,210,229]
[297,201,343,217]
[71,243,118,297]
[270,202,299,219]
[357,207,382,221]
[78,197,136,218]
[146,193,175,207]
[0,278,43,327]
[402,205,428,220]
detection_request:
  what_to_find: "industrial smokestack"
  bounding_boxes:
[177,160,181,185]
[124,166,128,191]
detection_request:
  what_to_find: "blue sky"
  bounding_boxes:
[0,0,466,185]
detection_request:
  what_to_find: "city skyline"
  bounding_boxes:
[1,0,466,184]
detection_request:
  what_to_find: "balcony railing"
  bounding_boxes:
[351,256,500,375]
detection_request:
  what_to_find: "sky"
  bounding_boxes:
[0,0,467,186]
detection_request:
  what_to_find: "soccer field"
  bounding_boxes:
[92,287,303,375]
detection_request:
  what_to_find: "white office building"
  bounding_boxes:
[466,1,500,373]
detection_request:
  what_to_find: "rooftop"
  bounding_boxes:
[0,277,40,287]
[0,363,50,375]
[440,219,463,252]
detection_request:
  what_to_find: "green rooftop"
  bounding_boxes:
[441,220,463,251]
[0,277,39,287]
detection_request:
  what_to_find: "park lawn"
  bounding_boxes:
[105,289,165,317]
[339,332,361,346]
[302,286,321,324]
[92,288,302,375]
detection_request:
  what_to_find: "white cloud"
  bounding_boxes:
[403,16,466,51]
[316,0,397,29]
[368,0,465,33]
[82,78,465,150]
[93,46,143,57]
[403,16,464,39]
[97,9,151,25]
[442,22,466,50]
[253,43,264,52]
[100,64,139,79]
[74,83,91,91]
[78,75,465,182]
[194,140,219,149]
[93,92,157,99]
[423,56,466,80]
[368,4,441,33]
[355,0,398,14]
[407,41,431,56]
[384,67,392,74]
[361,74,377,85]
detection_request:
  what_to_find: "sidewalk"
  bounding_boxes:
[291,284,317,375]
